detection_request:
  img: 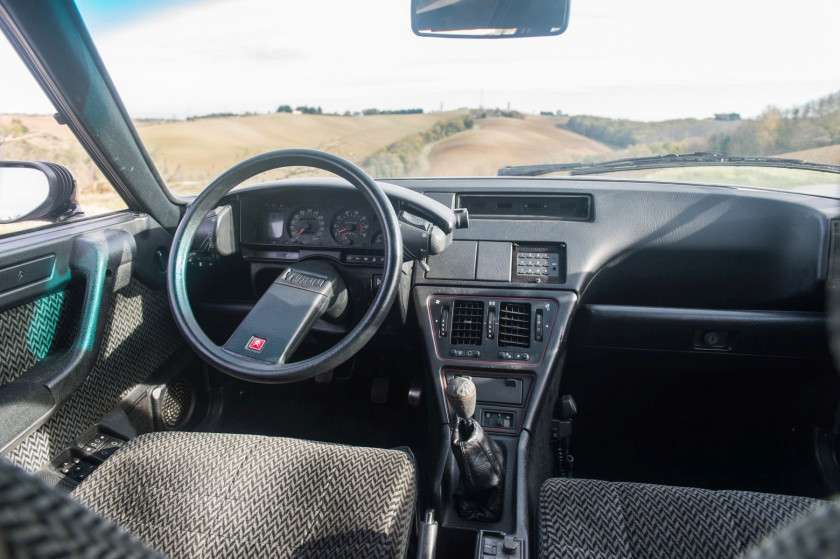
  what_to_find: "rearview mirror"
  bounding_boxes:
[412,0,570,38]
[0,161,80,224]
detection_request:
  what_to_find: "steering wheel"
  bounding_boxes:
[167,149,403,383]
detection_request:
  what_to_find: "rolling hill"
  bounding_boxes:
[1,111,613,201]
[135,111,467,192]
[423,115,611,176]
[780,144,840,165]
[137,112,612,187]
[4,108,835,224]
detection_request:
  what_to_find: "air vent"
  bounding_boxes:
[830,220,840,288]
[451,300,484,346]
[499,302,531,348]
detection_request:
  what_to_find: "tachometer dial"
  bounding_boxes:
[331,208,370,246]
[288,208,326,245]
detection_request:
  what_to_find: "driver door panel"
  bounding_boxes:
[0,213,183,472]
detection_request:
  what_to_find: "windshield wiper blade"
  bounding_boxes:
[498,152,840,177]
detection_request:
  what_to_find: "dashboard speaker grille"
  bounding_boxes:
[499,302,531,348]
[451,300,484,345]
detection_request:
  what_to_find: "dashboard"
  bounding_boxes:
[190,176,838,362]
[208,178,838,309]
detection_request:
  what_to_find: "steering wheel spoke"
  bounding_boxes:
[222,262,346,364]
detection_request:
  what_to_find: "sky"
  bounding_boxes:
[2,0,839,121]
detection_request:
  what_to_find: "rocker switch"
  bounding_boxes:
[479,531,524,558]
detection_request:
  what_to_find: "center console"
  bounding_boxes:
[413,284,577,557]
[427,293,563,437]
[405,190,589,557]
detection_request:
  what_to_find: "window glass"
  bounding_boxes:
[0,34,127,236]
[76,0,840,196]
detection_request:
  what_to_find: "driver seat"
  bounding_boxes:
[1,431,416,559]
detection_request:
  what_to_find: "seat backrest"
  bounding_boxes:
[0,459,163,558]
[743,500,840,559]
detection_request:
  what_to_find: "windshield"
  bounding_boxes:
[60,1,840,196]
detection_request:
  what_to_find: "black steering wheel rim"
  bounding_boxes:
[167,149,403,383]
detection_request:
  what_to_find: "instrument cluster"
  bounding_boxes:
[239,191,384,250]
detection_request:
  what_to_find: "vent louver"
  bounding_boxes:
[451,300,484,345]
[829,220,840,288]
[499,302,531,348]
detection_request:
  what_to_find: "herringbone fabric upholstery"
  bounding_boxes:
[0,289,79,386]
[539,478,824,559]
[0,458,162,558]
[72,431,417,559]
[741,500,840,559]
[5,281,182,472]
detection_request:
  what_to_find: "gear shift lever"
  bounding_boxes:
[446,376,477,419]
[445,376,505,522]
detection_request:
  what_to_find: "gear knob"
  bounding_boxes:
[446,376,477,419]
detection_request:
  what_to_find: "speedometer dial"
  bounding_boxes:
[288,208,326,245]
[331,208,370,246]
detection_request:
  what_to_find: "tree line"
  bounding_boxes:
[560,89,840,158]
[276,105,423,116]
[707,91,840,155]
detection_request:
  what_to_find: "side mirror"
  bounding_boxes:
[0,161,81,224]
[412,0,570,38]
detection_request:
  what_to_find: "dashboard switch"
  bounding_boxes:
[440,306,449,338]
[487,307,496,339]
[535,310,544,342]
[482,411,514,429]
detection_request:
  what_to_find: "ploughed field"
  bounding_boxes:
[0,111,609,204]
[2,110,836,230]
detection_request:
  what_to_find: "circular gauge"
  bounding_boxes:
[371,230,384,246]
[331,208,370,246]
[288,208,326,245]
